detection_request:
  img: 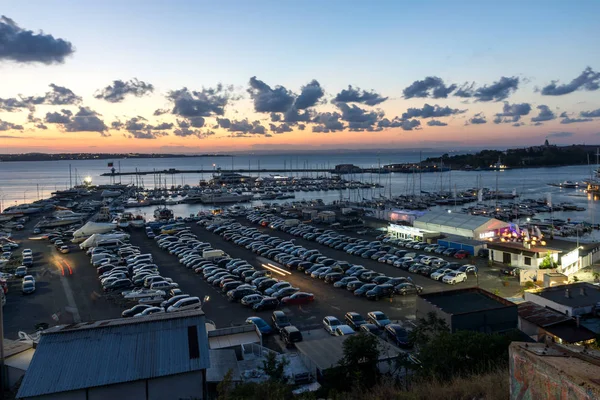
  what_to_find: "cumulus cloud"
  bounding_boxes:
[454,82,476,98]
[269,123,293,134]
[312,112,344,132]
[0,84,80,112]
[0,16,74,64]
[0,119,24,131]
[377,117,421,131]
[167,84,231,118]
[580,108,600,118]
[468,113,487,124]
[216,117,266,135]
[153,108,168,116]
[282,107,311,124]
[427,120,448,126]
[0,97,29,112]
[401,104,465,119]
[541,67,600,96]
[560,116,593,124]
[402,76,457,99]
[472,77,519,102]
[294,80,324,109]
[336,103,384,131]
[173,127,214,138]
[493,102,531,123]
[45,107,108,135]
[547,131,574,138]
[247,77,295,113]
[94,79,154,103]
[530,105,556,123]
[112,116,174,139]
[333,85,387,106]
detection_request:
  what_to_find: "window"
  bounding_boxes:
[524,257,531,266]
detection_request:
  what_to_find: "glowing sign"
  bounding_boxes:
[479,231,495,239]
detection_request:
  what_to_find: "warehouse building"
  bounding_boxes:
[416,287,518,333]
[17,311,210,400]
[414,211,509,240]
[524,282,600,317]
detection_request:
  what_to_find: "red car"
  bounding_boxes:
[281,292,314,305]
[454,250,469,259]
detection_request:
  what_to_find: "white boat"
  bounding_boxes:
[72,221,117,239]
[154,207,173,221]
[129,215,146,228]
[101,189,122,198]
[123,289,165,299]
[35,216,84,229]
[200,192,253,204]
[138,295,165,305]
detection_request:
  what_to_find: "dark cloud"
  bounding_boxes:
[94,79,154,103]
[560,116,593,124]
[547,131,574,138]
[167,84,231,117]
[533,122,543,126]
[377,117,421,131]
[216,117,266,135]
[559,112,568,118]
[468,113,487,124]
[512,122,524,127]
[247,77,295,113]
[0,15,74,64]
[580,108,600,118]
[312,112,344,132]
[270,113,282,122]
[336,103,384,131]
[541,67,600,96]
[153,122,174,130]
[44,109,73,124]
[283,107,311,124]
[35,123,47,129]
[128,130,168,139]
[269,123,293,134]
[0,119,24,131]
[530,105,556,123]
[112,116,174,139]
[402,76,457,99]
[454,82,476,98]
[427,120,448,126]
[493,102,531,123]
[172,127,211,138]
[298,124,306,130]
[294,80,324,109]
[333,85,387,106]
[0,97,29,112]
[401,103,465,119]
[65,107,108,134]
[153,108,168,116]
[473,76,519,101]
[0,84,80,112]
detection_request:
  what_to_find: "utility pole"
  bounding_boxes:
[69,164,72,188]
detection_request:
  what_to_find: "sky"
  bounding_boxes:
[1,0,600,153]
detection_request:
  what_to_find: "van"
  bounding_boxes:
[166,296,201,312]
[280,325,303,347]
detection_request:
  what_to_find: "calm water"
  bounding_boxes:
[0,152,599,226]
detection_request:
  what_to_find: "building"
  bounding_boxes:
[517,301,596,345]
[416,287,518,333]
[437,235,486,256]
[524,282,600,317]
[488,241,560,269]
[413,211,509,240]
[387,223,440,242]
[295,335,402,381]
[3,339,35,388]
[510,342,600,400]
[17,311,210,400]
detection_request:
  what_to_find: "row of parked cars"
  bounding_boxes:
[151,225,314,313]
[250,212,478,286]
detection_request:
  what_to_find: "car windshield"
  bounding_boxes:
[375,314,387,320]
[252,319,267,327]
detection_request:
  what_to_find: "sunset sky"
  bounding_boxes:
[1,0,600,153]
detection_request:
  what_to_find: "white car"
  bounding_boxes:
[150,281,179,291]
[442,271,468,284]
[23,275,35,284]
[323,316,342,335]
[166,297,201,312]
[15,266,28,277]
[334,325,356,336]
[134,307,165,317]
[22,280,35,294]
[22,249,33,257]
[430,268,453,280]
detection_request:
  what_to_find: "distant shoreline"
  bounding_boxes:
[0,153,232,162]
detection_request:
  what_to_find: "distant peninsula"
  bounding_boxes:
[423,142,600,170]
[0,153,232,162]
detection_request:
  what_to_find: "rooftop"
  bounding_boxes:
[543,322,597,344]
[487,241,560,255]
[518,301,571,327]
[415,211,507,231]
[419,287,516,315]
[530,283,600,308]
[17,311,210,399]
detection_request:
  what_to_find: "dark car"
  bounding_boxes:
[344,312,367,330]
[359,323,380,335]
[347,281,367,291]
[385,324,412,348]
[394,283,423,295]
[271,310,291,332]
[121,304,152,318]
[366,284,395,300]
[354,283,377,297]
[228,288,258,302]
[253,297,279,311]
[280,325,303,347]
[324,272,344,283]
[443,248,457,257]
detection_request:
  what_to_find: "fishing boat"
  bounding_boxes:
[129,214,146,228]
[200,192,253,204]
[154,206,174,221]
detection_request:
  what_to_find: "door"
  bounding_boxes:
[503,252,511,264]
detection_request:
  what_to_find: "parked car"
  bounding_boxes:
[167,297,201,313]
[246,317,273,335]
[280,325,303,347]
[323,316,342,335]
[253,297,279,311]
[22,280,35,294]
[442,271,468,284]
[385,324,412,348]
[271,311,291,332]
[280,292,314,305]
[367,311,391,329]
[394,283,423,295]
[122,304,152,318]
[134,307,165,317]
[454,250,469,259]
[15,266,28,278]
[366,284,395,301]
[359,323,380,335]
[344,312,367,330]
[334,325,356,336]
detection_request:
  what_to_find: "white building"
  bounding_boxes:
[17,311,210,400]
[524,283,600,317]
[414,211,509,240]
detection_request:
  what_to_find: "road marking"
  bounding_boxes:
[330,305,341,310]
[51,258,81,323]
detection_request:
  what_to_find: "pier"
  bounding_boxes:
[101,168,337,177]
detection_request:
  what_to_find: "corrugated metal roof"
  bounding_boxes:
[415,211,505,231]
[517,301,571,327]
[17,311,210,398]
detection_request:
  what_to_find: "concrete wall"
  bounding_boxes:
[28,390,86,400]
[148,371,203,400]
[518,317,540,340]
[509,342,600,400]
[89,380,145,400]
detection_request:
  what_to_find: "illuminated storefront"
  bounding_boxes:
[387,223,440,242]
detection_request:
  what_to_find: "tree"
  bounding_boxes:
[409,312,449,348]
[539,252,558,269]
[260,352,289,383]
[337,332,381,389]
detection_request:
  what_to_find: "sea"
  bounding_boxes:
[1,152,599,229]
